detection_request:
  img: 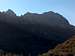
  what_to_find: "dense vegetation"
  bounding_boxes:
[40,35,75,56]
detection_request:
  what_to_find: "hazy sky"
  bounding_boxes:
[0,0,75,25]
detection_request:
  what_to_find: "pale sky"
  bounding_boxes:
[0,0,75,25]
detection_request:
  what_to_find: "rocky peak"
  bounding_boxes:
[24,12,32,16]
[5,9,16,16]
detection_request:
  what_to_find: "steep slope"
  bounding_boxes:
[5,9,16,16]
[40,35,75,56]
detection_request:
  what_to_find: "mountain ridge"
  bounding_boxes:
[0,9,75,56]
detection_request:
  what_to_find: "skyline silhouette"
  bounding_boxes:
[0,0,75,25]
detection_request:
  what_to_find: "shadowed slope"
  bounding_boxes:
[0,9,75,56]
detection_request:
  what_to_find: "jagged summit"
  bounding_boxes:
[5,9,16,16]
[0,9,70,27]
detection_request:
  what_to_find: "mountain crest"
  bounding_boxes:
[6,9,16,16]
[43,11,55,14]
